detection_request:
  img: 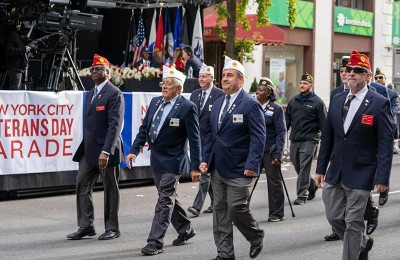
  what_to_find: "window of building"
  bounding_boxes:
[337,0,364,10]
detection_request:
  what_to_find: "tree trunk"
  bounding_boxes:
[226,0,237,59]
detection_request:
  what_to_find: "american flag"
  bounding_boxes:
[132,14,147,66]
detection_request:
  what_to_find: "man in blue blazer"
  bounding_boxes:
[125,66,201,256]
[187,63,224,217]
[200,56,266,259]
[256,77,287,222]
[316,50,393,260]
[330,56,350,104]
[68,54,125,240]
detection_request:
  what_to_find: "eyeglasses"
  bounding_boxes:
[89,67,105,73]
[375,76,384,80]
[345,67,368,74]
[159,81,175,87]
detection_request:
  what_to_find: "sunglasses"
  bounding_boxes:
[345,67,368,74]
[375,76,384,80]
[89,67,105,72]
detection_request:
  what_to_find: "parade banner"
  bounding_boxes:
[0,91,83,175]
[0,91,191,175]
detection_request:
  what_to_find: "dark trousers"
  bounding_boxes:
[262,152,284,218]
[147,171,193,249]
[211,170,264,259]
[76,155,120,232]
[7,70,22,90]
[290,141,318,199]
[192,172,214,211]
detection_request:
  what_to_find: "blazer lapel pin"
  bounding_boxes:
[364,99,369,106]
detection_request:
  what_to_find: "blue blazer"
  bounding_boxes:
[73,81,125,166]
[263,101,286,160]
[330,84,345,104]
[190,86,224,149]
[203,89,266,179]
[316,89,393,190]
[129,95,201,174]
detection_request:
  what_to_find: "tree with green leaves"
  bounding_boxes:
[215,0,297,62]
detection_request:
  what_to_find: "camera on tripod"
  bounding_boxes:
[38,9,103,32]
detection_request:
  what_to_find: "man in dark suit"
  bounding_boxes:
[182,45,202,78]
[200,56,266,259]
[133,47,160,68]
[316,50,393,260]
[256,77,287,222]
[330,56,350,104]
[67,54,125,240]
[187,63,224,217]
[125,66,201,256]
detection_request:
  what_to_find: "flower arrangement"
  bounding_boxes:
[78,64,163,88]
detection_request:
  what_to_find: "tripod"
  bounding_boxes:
[47,44,84,91]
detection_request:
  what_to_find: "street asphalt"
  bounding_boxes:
[1,155,400,260]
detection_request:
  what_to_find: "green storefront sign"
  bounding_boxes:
[334,7,373,36]
[392,1,400,46]
[268,0,314,29]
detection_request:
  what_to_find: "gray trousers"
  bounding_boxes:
[192,172,214,211]
[322,182,370,260]
[262,152,284,218]
[147,171,193,249]
[211,170,264,259]
[76,155,120,232]
[290,141,318,198]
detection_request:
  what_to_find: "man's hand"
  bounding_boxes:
[99,153,109,169]
[315,173,325,188]
[375,184,388,194]
[199,162,208,173]
[125,154,137,169]
[190,170,201,182]
[244,169,257,177]
[271,159,281,166]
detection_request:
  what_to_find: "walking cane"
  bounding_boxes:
[277,164,295,217]
[270,145,295,217]
[247,174,260,205]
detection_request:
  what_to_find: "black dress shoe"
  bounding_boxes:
[66,227,96,240]
[324,231,341,241]
[211,256,235,260]
[98,230,120,240]
[188,206,200,217]
[141,244,163,255]
[358,236,373,260]
[172,230,196,246]
[366,207,379,235]
[203,207,213,213]
[307,186,318,200]
[294,197,306,205]
[249,241,263,258]
[379,189,389,206]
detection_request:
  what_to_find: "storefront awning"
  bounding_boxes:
[203,14,284,45]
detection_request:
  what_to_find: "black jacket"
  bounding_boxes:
[4,29,27,72]
[285,93,327,142]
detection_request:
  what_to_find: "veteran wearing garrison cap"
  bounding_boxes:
[285,72,327,205]
[200,56,266,259]
[316,50,393,260]
[256,77,287,222]
[187,63,224,217]
[125,66,201,256]
[330,56,350,103]
[68,54,125,241]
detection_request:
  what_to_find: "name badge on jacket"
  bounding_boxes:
[233,114,243,123]
[170,118,180,127]
[265,110,274,116]
[96,106,105,111]
[361,114,374,125]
